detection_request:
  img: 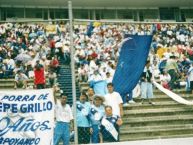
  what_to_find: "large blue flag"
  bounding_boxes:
[112,35,153,99]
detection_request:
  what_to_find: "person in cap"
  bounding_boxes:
[90,95,105,143]
[54,93,73,145]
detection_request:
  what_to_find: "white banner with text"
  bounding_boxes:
[0,89,54,145]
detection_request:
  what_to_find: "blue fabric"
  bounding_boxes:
[76,101,91,127]
[91,124,100,143]
[159,60,167,74]
[92,80,108,96]
[89,105,105,125]
[54,122,70,145]
[112,35,153,98]
[87,22,94,37]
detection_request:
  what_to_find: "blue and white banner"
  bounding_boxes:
[0,89,54,145]
[113,35,153,98]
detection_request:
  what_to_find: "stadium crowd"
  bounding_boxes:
[72,23,193,102]
[0,22,193,144]
[0,23,62,89]
[0,23,193,91]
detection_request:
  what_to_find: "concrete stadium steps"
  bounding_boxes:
[128,93,193,104]
[0,79,34,89]
[121,125,193,138]
[57,65,80,105]
[120,133,193,141]
[153,89,188,95]
[0,78,50,89]
[123,107,193,118]
[123,101,188,110]
[0,79,34,84]
[123,114,193,125]
[133,94,193,103]
[120,124,193,132]
[119,88,193,141]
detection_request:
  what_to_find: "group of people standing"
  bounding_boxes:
[54,83,123,145]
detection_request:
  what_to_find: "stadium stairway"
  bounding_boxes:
[79,82,193,141]
[120,89,193,141]
[57,61,80,105]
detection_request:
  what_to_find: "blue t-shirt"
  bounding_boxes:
[89,104,105,125]
[76,101,91,127]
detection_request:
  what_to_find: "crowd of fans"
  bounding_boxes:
[0,22,193,95]
[73,23,193,100]
[73,24,193,84]
[0,23,64,89]
[0,22,193,144]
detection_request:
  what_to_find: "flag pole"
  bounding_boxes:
[68,1,78,144]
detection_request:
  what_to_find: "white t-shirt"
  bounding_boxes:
[160,74,171,83]
[7,59,15,69]
[89,74,103,82]
[104,92,123,116]
[55,100,73,123]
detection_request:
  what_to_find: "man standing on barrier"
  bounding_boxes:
[76,91,91,144]
[100,106,123,142]
[54,93,73,145]
[90,95,105,143]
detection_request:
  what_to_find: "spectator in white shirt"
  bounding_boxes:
[54,93,73,145]
[14,70,28,89]
[104,83,123,117]
[105,72,113,83]
[48,71,57,87]
[160,70,171,89]
[89,70,103,82]
[78,64,88,82]
[163,49,172,60]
